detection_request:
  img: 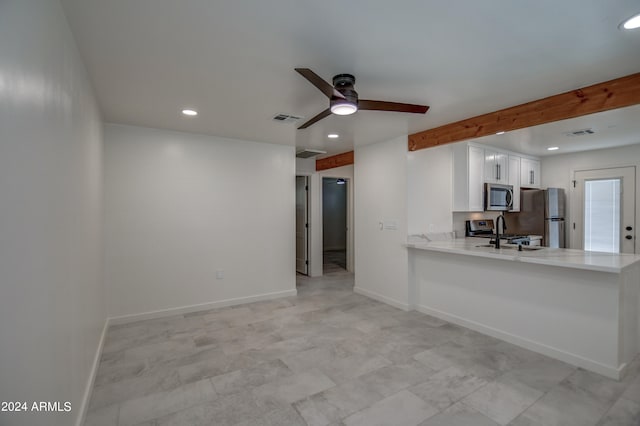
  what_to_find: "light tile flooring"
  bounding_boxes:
[323,250,347,273]
[85,270,640,426]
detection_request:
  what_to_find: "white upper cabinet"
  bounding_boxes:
[521,157,541,188]
[484,149,508,184]
[453,142,539,212]
[508,155,521,212]
[452,143,485,212]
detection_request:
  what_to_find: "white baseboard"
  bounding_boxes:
[75,317,110,426]
[108,289,298,326]
[354,286,409,311]
[415,304,622,380]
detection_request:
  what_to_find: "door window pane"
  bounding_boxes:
[584,179,620,253]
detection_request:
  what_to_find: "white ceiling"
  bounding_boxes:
[474,104,640,157]
[60,0,640,157]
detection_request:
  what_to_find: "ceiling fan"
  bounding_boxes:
[295,68,429,129]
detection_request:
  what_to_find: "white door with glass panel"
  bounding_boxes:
[295,176,309,274]
[572,167,635,253]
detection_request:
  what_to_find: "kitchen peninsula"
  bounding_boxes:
[406,240,640,379]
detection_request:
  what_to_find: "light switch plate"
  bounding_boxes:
[384,221,398,230]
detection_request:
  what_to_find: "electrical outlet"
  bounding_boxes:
[216,270,224,280]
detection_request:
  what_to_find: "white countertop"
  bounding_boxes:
[405,239,640,273]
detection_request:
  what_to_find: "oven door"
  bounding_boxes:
[485,183,514,211]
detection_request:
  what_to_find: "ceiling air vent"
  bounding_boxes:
[296,149,326,158]
[565,128,595,137]
[272,113,303,124]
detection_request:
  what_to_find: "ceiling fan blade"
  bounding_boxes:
[298,108,332,129]
[359,100,429,114]
[295,68,345,99]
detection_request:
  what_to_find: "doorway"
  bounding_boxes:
[572,166,636,253]
[322,177,348,272]
[295,175,309,274]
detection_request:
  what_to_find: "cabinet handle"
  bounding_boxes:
[496,164,500,181]
[530,170,534,185]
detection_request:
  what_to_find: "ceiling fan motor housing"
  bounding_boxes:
[332,74,359,106]
[332,73,356,87]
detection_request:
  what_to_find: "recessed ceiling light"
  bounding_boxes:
[327,133,339,139]
[181,109,198,116]
[496,131,505,135]
[547,146,559,151]
[621,13,640,30]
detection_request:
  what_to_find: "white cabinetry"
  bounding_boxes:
[453,143,540,212]
[520,157,541,188]
[484,149,508,184]
[452,143,485,212]
[508,155,521,212]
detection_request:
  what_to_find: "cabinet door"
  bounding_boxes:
[496,152,508,183]
[530,159,541,187]
[508,155,521,212]
[484,149,497,183]
[468,145,485,211]
[521,158,541,188]
[485,149,508,183]
[521,158,532,187]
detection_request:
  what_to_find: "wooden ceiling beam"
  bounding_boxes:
[316,151,354,171]
[408,72,640,151]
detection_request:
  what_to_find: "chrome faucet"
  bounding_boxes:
[495,214,507,249]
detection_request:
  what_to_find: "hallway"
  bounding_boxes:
[322,249,347,273]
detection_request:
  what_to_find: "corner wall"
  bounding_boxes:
[104,124,296,319]
[354,137,409,309]
[0,1,105,425]
[407,145,454,235]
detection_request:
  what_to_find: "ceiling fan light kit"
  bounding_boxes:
[330,100,358,115]
[295,68,429,129]
[621,13,640,30]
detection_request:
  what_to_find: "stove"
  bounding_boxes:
[465,219,531,244]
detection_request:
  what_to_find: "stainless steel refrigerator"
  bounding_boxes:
[505,188,566,247]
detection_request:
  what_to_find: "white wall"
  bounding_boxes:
[407,145,454,235]
[542,143,640,250]
[0,1,105,425]
[296,157,316,174]
[104,124,296,318]
[354,137,409,309]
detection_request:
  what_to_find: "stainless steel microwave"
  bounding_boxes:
[485,183,514,211]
